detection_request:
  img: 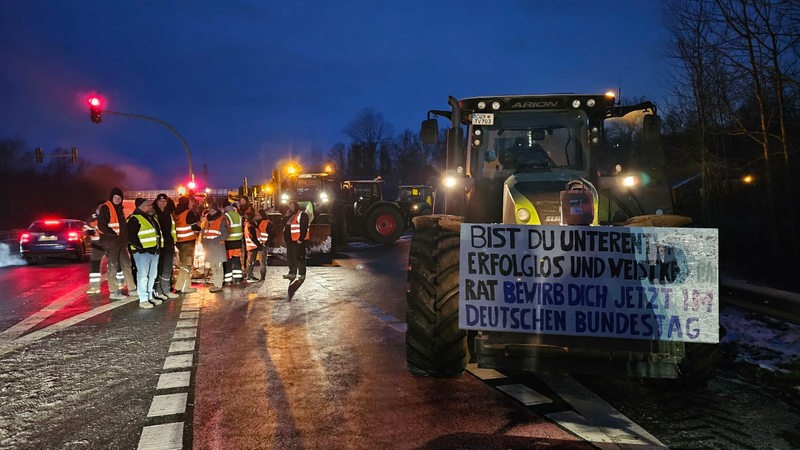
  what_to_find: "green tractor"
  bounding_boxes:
[406,93,720,383]
[332,179,406,244]
[396,184,434,226]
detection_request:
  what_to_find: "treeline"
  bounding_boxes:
[324,108,446,200]
[662,0,800,284]
[0,138,128,229]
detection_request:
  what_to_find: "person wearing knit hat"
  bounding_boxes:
[153,193,178,300]
[127,198,163,308]
[98,187,138,301]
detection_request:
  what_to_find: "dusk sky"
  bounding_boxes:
[0,1,672,190]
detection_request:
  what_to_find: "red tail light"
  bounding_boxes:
[68,232,80,242]
[20,233,31,244]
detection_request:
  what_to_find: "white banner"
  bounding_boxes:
[459,224,719,343]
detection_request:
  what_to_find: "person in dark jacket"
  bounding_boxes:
[98,187,137,300]
[283,201,309,281]
[245,209,274,281]
[173,195,202,294]
[152,193,178,300]
[127,198,162,308]
[83,201,106,294]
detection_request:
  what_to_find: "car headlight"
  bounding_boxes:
[516,208,531,223]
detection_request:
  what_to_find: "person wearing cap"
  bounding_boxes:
[98,187,138,300]
[173,195,202,294]
[201,200,228,293]
[152,193,178,300]
[282,200,309,282]
[127,198,163,308]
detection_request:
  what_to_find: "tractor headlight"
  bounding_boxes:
[320,192,329,203]
[622,176,638,187]
[412,204,419,210]
[280,193,289,203]
[516,207,531,223]
[443,176,457,188]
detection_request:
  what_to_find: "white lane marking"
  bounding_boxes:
[0,298,136,357]
[178,311,199,319]
[168,340,196,353]
[163,354,193,370]
[173,328,197,339]
[175,318,198,328]
[147,393,188,417]
[546,411,622,450]
[0,284,87,340]
[496,383,553,406]
[466,364,506,380]
[538,373,668,449]
[157,371,192,390]
[138,422,183,450]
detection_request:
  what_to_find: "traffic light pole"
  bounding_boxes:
[104,110,195,182]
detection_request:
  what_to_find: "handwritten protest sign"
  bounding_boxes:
[459,224,719,343]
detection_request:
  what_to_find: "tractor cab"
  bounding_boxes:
[397,185,434,222]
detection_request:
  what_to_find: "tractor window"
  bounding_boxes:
[469,110,587,179]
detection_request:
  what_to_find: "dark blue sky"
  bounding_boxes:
[0,1,670,189]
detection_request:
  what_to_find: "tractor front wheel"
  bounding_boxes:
[366,205,405,244]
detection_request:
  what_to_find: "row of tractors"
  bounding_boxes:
[241,166,436,258]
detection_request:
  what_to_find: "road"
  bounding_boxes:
[0,241,591,450]
[1,239,799,449]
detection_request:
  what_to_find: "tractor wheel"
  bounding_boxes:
[676,325,726,386]
[365,205,405,244]
[405,220,466,376]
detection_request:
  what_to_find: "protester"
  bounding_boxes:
[173,195,201,294]
[83,201,105,294]
[223,202,244,285]
[201,201,228,293]
[97,187,137,300]
[153,193,178,299]
[282,200,309,281]
[245,209,274,281]
[127,198,163,308]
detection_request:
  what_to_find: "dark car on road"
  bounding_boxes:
[19,219,91,263]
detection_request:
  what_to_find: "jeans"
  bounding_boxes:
[133,252,159,302]
[154,245,175,295]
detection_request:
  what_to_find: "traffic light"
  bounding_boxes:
[88,96,102,123]
[71,147,78,163]
[35,147,43,164]
[187,180,197,191]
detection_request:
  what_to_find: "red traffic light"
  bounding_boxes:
[88,96,103,123]
[187,180,197,190]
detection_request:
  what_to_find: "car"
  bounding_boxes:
[19,219,91,263]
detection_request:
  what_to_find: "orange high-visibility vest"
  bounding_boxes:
[258,219,271,242]
[244,222,258,251]
[99,201,120,235]
[202,216,224,241]
[174,210,197,243]
[290,211,309,241]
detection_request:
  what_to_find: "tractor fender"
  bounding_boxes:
[363,200,402,217]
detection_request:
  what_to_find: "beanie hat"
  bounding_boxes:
[155,193,169,202]
[177,196,190,207]
[135,197,148,208]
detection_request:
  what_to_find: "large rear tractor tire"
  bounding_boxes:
[405,216,466,377]
[366,205,405,244]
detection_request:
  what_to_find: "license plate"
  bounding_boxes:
[39,235,57,241]
[471,113,494,125]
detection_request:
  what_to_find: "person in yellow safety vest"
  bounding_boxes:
[282,200,309,282]
[83,201,106,294]
[245,209,275,282]
[223,202,244,285]
[126,198,163,308]
[98,187,138,301]
[201,201,228,293]
[173,195,202,294]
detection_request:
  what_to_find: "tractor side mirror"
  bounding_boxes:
[420,119,439,145]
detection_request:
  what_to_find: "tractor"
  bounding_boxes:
[332,179,406,244]
[396,184,434,226]
[405,93,720,383]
